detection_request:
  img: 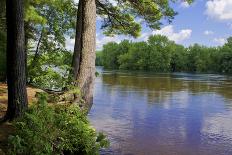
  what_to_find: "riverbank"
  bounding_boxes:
[0,83,43,153]
[0,82,109,154]
[0,83,43,118]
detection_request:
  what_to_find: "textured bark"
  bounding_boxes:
[72,1,83,80]
[5,0,28,120]
[0,0,6,82]
[72,0,96,108]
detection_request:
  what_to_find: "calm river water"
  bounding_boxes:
[89,67,232,155]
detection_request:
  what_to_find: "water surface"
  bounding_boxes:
[89,67,232,155]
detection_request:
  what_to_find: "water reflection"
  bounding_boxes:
[89,68,232,155]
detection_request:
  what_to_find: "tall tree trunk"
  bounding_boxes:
[72,1,83,80]
[5,0,28,120]
[0,0,6,81]
[30,29,43,68]
[72,0,96,108]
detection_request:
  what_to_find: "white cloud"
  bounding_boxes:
[205,0,232,21]
[96,35,121,50]
[204,30,214,35]
[66,26,192,51]
[65,34,121,51]
[152,25,192,43]
[213,37,226,45]
[180,2,190,8]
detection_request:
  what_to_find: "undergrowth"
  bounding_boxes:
[7,92,109,155]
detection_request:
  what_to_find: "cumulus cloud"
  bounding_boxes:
[96,35,121,50]
[205,0,232,21]
[66,26,192,51]
[213,37,226,45]
[65,34,121,51]
[152,25,192,43]
[204,30,214,35]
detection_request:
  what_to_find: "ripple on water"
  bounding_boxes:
[90,69,232,155]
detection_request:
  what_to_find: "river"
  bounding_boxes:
[88,67,232,155]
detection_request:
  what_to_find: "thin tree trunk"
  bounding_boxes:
[72,0,96,108]
[5,0,28,120]
[30,29,43,68]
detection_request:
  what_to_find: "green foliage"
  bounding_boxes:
[0,0,194,84]
[147,35,174,71]
[118,41,149,70]
[97,0,193,37]
[101,35,178,72]
[102,42,120,69]
[218,42,232,74]
[100,40,131,69]
[170,44,187,72]
[8,92,109,155]
[96,52,103,66]
[28,49,72,90]
[98,35,232,74]
[24,0,77,90]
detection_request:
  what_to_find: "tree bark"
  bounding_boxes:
[72,1,83,80]
[72,0,96,108]
[5,0,28,120]
[0,0,6,81]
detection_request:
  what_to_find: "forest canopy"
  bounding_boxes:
[96,35,232,74]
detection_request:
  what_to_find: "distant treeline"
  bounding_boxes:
[96,35,232,74]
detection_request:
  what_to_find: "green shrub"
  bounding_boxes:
[7,93,109,155]
[27,49,72,90]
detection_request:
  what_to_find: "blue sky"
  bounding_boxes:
[66,0,232,50]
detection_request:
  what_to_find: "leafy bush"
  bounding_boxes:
[27,48,72,90]
[8,93,109,155]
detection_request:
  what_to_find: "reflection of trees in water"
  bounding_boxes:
[96,73,232,154]
[102,73,232,104]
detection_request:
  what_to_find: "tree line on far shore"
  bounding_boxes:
[96,35,232,74]
[0,0,193,121]
[0,0,194,154]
